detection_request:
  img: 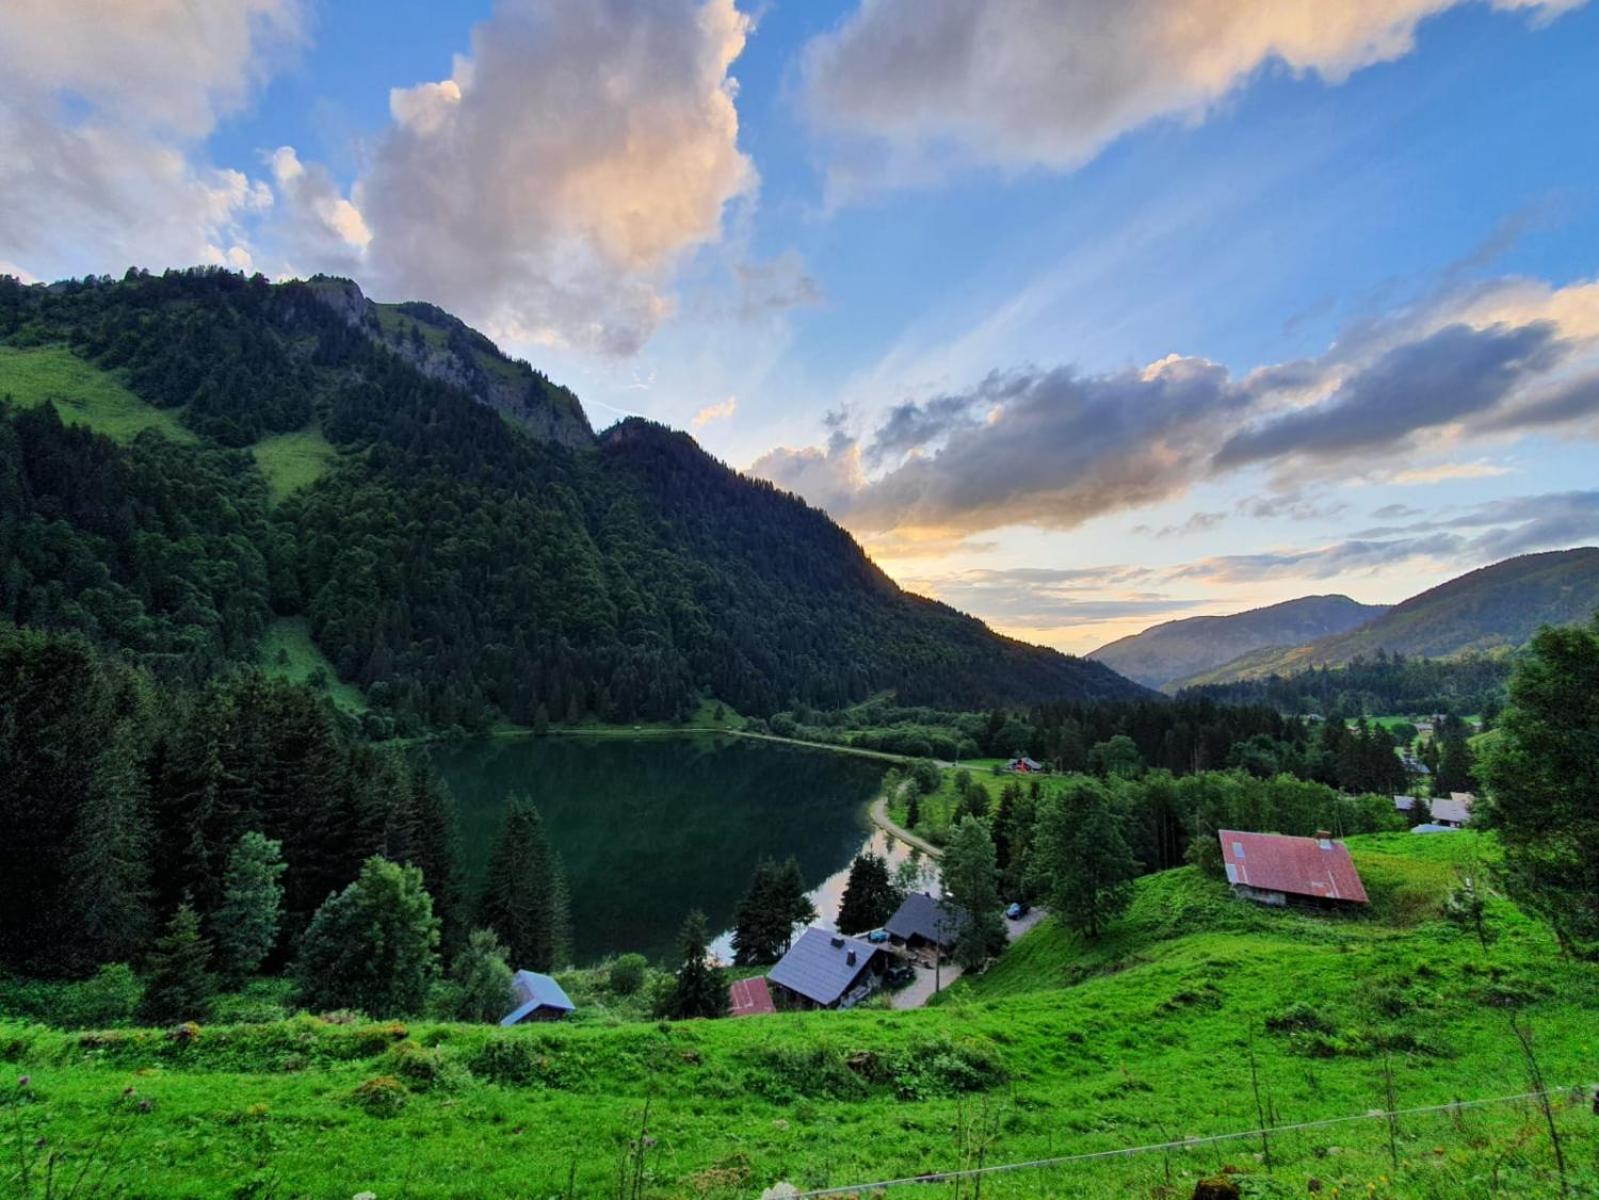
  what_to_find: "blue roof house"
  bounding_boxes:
[767,928,887,1010]
[500,969,576,1025]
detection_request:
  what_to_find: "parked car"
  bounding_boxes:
[866,929,889,943]
[1005,902,1031,920]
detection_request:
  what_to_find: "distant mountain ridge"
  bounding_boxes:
[1170,547,1599,688]
[1088,594,1387,690]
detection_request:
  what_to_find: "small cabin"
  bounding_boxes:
[883,892,962,959]
[1218,830,1369,908]
[767,928,887,1010]
[1006,754,1044,774]
[500,969,575,1025]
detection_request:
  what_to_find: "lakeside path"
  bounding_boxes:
[868,789,943,858]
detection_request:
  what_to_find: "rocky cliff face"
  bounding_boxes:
[307,277,594,450]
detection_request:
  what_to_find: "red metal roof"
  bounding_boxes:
[1218,830,1369,904]
[729,975,776,1017]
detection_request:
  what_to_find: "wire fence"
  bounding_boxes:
[771,1084,1596,1199]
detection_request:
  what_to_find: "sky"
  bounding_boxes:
[3,0,1599,654]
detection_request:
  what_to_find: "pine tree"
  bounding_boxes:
[451,928,515,1022]
[1480,617,1599,958]
[295,857,440,1017]
[836,852,901,935]
[66,714,155,972]
[215,832,285,979]
[478,798,570,971]
[939,818,1008,969]
[385,768,465,958]
[141,903,216,1024]
[663,910,725,1019]
[731,857,816,965]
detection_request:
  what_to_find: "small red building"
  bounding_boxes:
[728,975,776,1017]
[1218,830,1369,907]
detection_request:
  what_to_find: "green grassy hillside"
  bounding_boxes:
[0,344,193,443]
[250,427,339,502]
[1178,549,1599,687]
[257,617,367,713]
[4,833,1592,1199]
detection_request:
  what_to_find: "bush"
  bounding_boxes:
[384,1040,469,1092]
[609,954,648,996]
[349,1074,409,1117]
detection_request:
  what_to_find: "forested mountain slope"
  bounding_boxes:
[1089,593,1386,689]
[1174,548,1599,687]
[0,267,1140,733]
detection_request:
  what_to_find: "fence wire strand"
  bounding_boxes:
[776,1084,1589,1199]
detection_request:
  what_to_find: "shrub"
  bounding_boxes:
[609,953,648,996]
[385,1041,469,1092]
[349,1074,409,1117]
[62,964,143,1029]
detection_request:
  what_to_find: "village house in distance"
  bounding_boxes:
[1218,830,1369,908]
[500,970,576,1025]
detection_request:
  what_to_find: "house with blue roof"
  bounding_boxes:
[767,927,887,1010]
[500,969,576,1026]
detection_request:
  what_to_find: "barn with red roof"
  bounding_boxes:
[1218,829,1369,907]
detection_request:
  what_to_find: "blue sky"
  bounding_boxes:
[3,0,1598,652]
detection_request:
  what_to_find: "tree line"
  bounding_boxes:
[0,623,577,1021]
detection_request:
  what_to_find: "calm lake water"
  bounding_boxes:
[425,734,914,965]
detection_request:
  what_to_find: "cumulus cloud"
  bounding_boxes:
[753,275,1599,547]
[344,0,756,355]
[803,0,1584,191]
[0,0,301,276]
[266,146,370,273]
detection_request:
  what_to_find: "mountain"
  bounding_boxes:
[1172,547,1599,687]
[1088,594,1386,690]
[0,267,1142,732]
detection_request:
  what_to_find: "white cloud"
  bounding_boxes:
[0,0,302,278]
[804,0,1584,191]
[350,0,757,355]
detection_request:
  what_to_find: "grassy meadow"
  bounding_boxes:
[257,617,368,714]
[0,344,193,443]
[250,427,340,503]
[4,832,1594,1199]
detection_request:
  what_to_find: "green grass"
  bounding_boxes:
[0,344,194,443]
[250,427,339,502]
[4,832,1591,1198]
[257,618,366,713]
[373,302,450,351]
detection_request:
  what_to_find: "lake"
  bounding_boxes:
[425,734,921,965]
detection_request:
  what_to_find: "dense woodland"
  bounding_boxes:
[0,268,1137,732]
[1184,650,1513,719]
[0,623,461,980]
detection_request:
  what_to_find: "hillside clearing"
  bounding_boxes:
[257,618,367,713]
[0,344,193,443]
[250,427,339,502]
